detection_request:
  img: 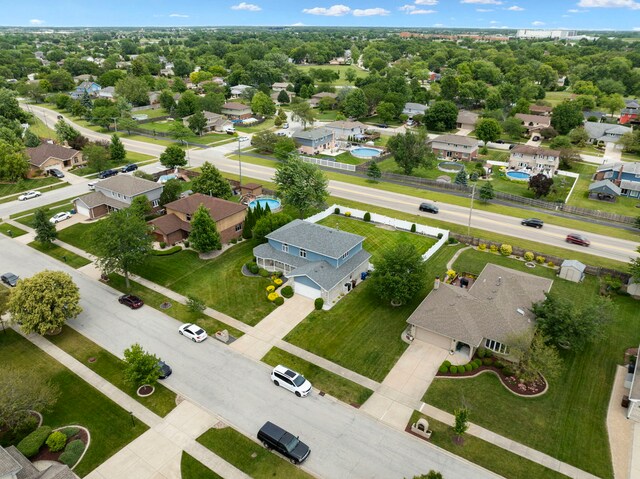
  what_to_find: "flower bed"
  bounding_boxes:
[31,426,90,468]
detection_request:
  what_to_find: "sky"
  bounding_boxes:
[3,0,640,31]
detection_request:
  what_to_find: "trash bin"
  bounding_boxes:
[622,395,630,408]
[70,209,76,215]
[361,272,367,280]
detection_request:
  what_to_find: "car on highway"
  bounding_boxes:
[49,212,72,224]
[238,136,249,142]
[18,190,42,201]
[521,218,544,228]
[48,169,65,178]
[118,294,144,309]
[178,323,208,342]
[121,163,138,173]
[158,360,172,379]
[271,365,312,397]
[419,202,439,214]
[98,169,118,179]
[1,272,19,287]
[257,421,310,465]
[566,233,590,247]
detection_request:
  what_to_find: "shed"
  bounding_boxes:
[628,279,640,298]
[241,183,262,196]
[588,180,621,201]
[559,260,586,283]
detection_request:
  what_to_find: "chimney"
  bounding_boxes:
[434,276,440,290]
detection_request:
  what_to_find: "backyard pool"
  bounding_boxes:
[157,174,177,184]
[248,197,282,211]
[351,147,383,159]
[438,161,464,173]
[506,171,531,181]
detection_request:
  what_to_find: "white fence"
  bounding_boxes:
[556,170,580,202]
[300,156,356,172]
[305,204,449,262]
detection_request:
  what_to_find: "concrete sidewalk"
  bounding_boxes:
[607,365,634,479]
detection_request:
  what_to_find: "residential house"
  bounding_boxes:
[324,120,368,140]
[159,67,174,76]
[620,99,639,125]
[593,162,640,198]
[230,84,252,98]
[402,102,428,118]
[583,122,631,145]
[583,110,606,122]
[70,81,101,100]
[73,74,94,83]
[292,128,336,155]
[559,260,586,283]
[148,91,161,105]
[430,134,478,161]
[272,82,292,92]
[0,445,75,479]
[271,90,295,104]
[407,264,553,360]
[98,86,116,100]
[508,145,560,176]
[182,111,233,133]
[73,175,163,219]
[588,179,622,200]
[26,143,84,174]
[528,104,553,116]
[149,193,247,245]
[456,110,479,131]
[253,219,371,306]
[514,113,551,132]
[221,102,252,120]
[308,92,337,108]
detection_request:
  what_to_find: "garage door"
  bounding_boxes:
[75,203,90,218]
[293,281,322,300]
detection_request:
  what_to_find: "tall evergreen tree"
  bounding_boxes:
[33,208,57,244]
[189,204,221,253]
[109,134,126,163]
[242,207,254,239]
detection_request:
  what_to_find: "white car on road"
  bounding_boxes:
[178,323,208,342]
[271,365,312,397]
[18,190,42,201]
[49,212,72,224]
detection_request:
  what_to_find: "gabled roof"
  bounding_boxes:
[584,122,632,140]
[74,191,128,210]
[311,92,338,99]
[404,102,428,110]
[561,260,586,272]
[325,121,367,130]
[456,110,479,124]
[266,219,363,259]
[292,127,334,141]
[430,134,478,148]
[222,102,251,110]
[597,162,640,175]
[510,145,560,158]
[149,213,191,235]
[515,113,551,125]
[95,175,161,197]
[0,446,21,477]
[164,193,246,221]
[529,104,553,113]
[588,179,622,195]
[27,143,80,167]
[287,249,371,290]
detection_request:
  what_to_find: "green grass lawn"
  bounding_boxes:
[361,114,403,127]
[295,64,368,86]
[130,107,169,119]
[285,244,460,382]
[72,150,156,177]
[0,222,28,237]
[28,116,57,139]
[0,177,61,198]
[480,172,574,203]
[0,182,70,205]
[422,248,630,478]
[47,326,177,417]
[261,347,373,406]
[409,412,569,479]
[28,241,91,268]
[197,427,314,479]
[319,151,368,166]
[0,329,148,476]
[314,109,340,121]
[544,91,574,106]
[15,202,76,229]
[235,118,276,134]
[181,452,223,479]
[136,120,203,144]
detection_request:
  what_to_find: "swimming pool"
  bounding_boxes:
[506,171,531,181]
[157,174,177,184]
[351,147,383,159]
[438,161,464,173]
[248,197,282,211]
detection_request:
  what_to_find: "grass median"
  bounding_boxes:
[181,452,223,479]
[28,241,91,268]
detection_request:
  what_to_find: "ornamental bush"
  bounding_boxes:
[474,359,483,367]
[482,358,493,366]
[478,243,487,251]
[59,440,84,467]
[17,426,52,458]
[363,212,371,222]
[503,366,515,377]
[273,278,283,286]
[465,364,473,372]
[274,296,284,306]
[281,285,294,298]
[266,285,275,293]
[458,366,467,374]
[184,240,190,248]
[439,365,448,373]
[259,269,270,278]
[246,262,259,274]
[500,244,512,256]
[46,431,67,452]
[314,298,324,310]
[535,255,545,264]
[443,360,451,368]
[489,244,498,253]
[334,207,340,214]
[547,261,555,268]
[471,362,479,370]
[59,427,79,439]
[151,245,182,256]
[267,292,278,301]
[477,348,487,358]
[410,223,416,233]
[345,211,351,217]
[449,365,458,374]
[494,360,504,369]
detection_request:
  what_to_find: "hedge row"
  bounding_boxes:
[59,439,85,467]
[17,426,52,458]
[151,245,182,256]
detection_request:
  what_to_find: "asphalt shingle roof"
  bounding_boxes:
[0,446,21,476]
[287,248,371,290]
[27,143,80,168]
[561,260,586,272]
[164,193,246,221]
[430,134,478,148]
[588,179,622,195]
[292,127,335,141]
[95,175,161,197]
[74,192,128,210]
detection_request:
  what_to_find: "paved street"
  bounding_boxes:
[0,237,499,479]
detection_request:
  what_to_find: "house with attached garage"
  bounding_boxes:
[324,120,368,140]
[593,162,640,198]
[253,219,371,308]
[26,142,84,174]
[73,175,163,219]
[456,110,478,131]
[583,122,631,145]
[402,102,428,118]
[406,264,553,360]
[70,81,101,99]
[182,111,233,133]
[429,134,478,161]
[292,127,336,155]
[221,102,252,120]
[514,113,551,132]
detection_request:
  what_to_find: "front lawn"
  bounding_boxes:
[15,202,76,229]
[295,64,368,86]
[0,222,28,238]
[285,245,460,382]
[422,248,627,478]
[261,347,373,406]
[28,241,91,268]
[235,118,276,134]
[0,177,60,198]
[181,452,223,479]
[197,427,314,479]
[56,221,100,254]
[72,150,156,177]
[0,329,148,476]
[47,326,177,417]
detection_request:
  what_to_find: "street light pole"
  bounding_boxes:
[238,136,242,190]
[467,182,476,237]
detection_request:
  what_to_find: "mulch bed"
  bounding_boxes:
[31,429,88,463]
[437,365,547,396]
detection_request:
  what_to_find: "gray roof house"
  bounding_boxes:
[456,110,479,130]
[407,263,553,359]
[182,111,233,133]
[430,134,479,161]
[403,102,428,117]
[588,179,622,200]
[0,445,75,479]
[324,120,368,140]
[253,219,371,308]
[583,122,631,144]
[292,128,336,155]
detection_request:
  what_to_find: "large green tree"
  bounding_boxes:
[371,243,427,306]
[188,111,207,136]
[290,100,315,130]
[341,88,368,118]
[507,330,562,384]
[251,91,276,116]
[0,141,29,182]
[551,101,584,135]
[424,101,458,131]
[528,173,554,198]
[110,134,126,163]
[33,208,57,244]
[387,130,434,175]
[159,144,187,168]
[8,270,82,335]
[115,76,150,106]
[159,178,182,207]
[191,162,232,199]
[274,156,328,217]
[474,118,502,144]
[123,343,160,388]
[189,204,221,252]
[83,143,110,173]
[252,131,279,154]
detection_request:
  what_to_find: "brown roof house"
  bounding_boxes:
[182,111,233,133]
[456,110,479,130]
[515,113,551,132]
[308,92,338,108]
[221,102,252,120]
[508,145,560,176]
[529,104,553,116]
[430,134,478,161]
[149,193,247,245]
[0,445,75,479]
[26,143,84,174]
[407,263,553,360]
[73,175,163,219]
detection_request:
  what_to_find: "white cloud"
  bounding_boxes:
[291,22,305,26]
[476,8,493,11]
[531,20,545,25]
[411,8,436,13]
[29,19,44,25]
[415,0,438,4]
[231,2,262,11]
[169,13,189,17]
[634,26,640,30]
[433,23,445,26]
[303,4,351,15]
[578,0,640,8]
[353,7,390,15]
[506,5,524,10]
[460,0,502,4]
[399,4,416,11]
[567,8,586,12]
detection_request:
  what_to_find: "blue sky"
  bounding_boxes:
[5,0,640,31]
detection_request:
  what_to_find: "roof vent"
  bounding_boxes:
[497,276,502,286]
[516,308,525,315]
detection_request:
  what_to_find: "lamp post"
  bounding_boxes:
[467,182,476,237]
[237,136,243,190]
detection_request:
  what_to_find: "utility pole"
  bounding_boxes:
[467,182,476,237]
[112,117,118,133]
[238,136,242,189]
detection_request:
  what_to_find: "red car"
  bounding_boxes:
[566,233,590,247]
[118,294,144,309]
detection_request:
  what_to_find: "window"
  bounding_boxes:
[282,243,289,253]
[484,338,508,355]
[299,249,307,258]
[341,251,349,259]
[152,199,159,207]
[235,223,242,232]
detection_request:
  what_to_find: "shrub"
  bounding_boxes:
[471,362,479,370]
[46,431,67,452]
[437,233,443,239]
[59,440,84,467]
[477,348,487,358]
[547,261,555,268]
[464,364,473,372]
[474,359,483,367]
[334,207,340,214]
[410,224,416,233]
[314,298,324,310]
[151,245,182,256]
[524,251,534,261]
[438,365,448,373]
[17,426,52,458]
[184,240,190,248]
[448,237,457,244]
[273,271,283,278]
[273,278,283,286]
[267,292,278,302]
[259,269,270,278]
[187,295,205,313]
[443,360,451,368]
[500,244,512,256]
[159,242,166,249]
[489,244,498,253]
[266,285,275,293]
[59,427,79,439]
[535,255,545,264]
[482,358,493,366]
[449,365,458,374]
[494,360,504,369]
[503,366,515,377]
[274,296,284,306]
[281,285,293,298]
[478,243,487,251]
[345,211,351,217]
[363,212,371,222]
[230,238,237,244]
[458,366,467,374]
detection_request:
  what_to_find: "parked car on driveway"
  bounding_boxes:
[271,365,312,397]
[521,218,544,228]
[121,163,138,173]
[566,233,590,247]
[257,421,310,464]
[1,272,19,287]
[98,169,118,179]
[118,294,144,309]
[282,123,289,129]
[178,323,208,342]
[49,212,71,224]
[419,202,439,214]
[48,169,65,178]
[18,190,42,201]
[158,360,172,379]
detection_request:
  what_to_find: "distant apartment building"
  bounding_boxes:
[516,29,577,40]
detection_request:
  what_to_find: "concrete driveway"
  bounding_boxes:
[604,142,622,162]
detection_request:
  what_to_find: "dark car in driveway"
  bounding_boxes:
[48,168,65,178]
[121,163,138,173]
[566,233,590,247]
[1,272,19,287]
[118,294,144,309]
[258,421,310,464]
[521,218,544,228]
[98,169,118,179]
[419,202,439,214]
[158,360,172,379]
